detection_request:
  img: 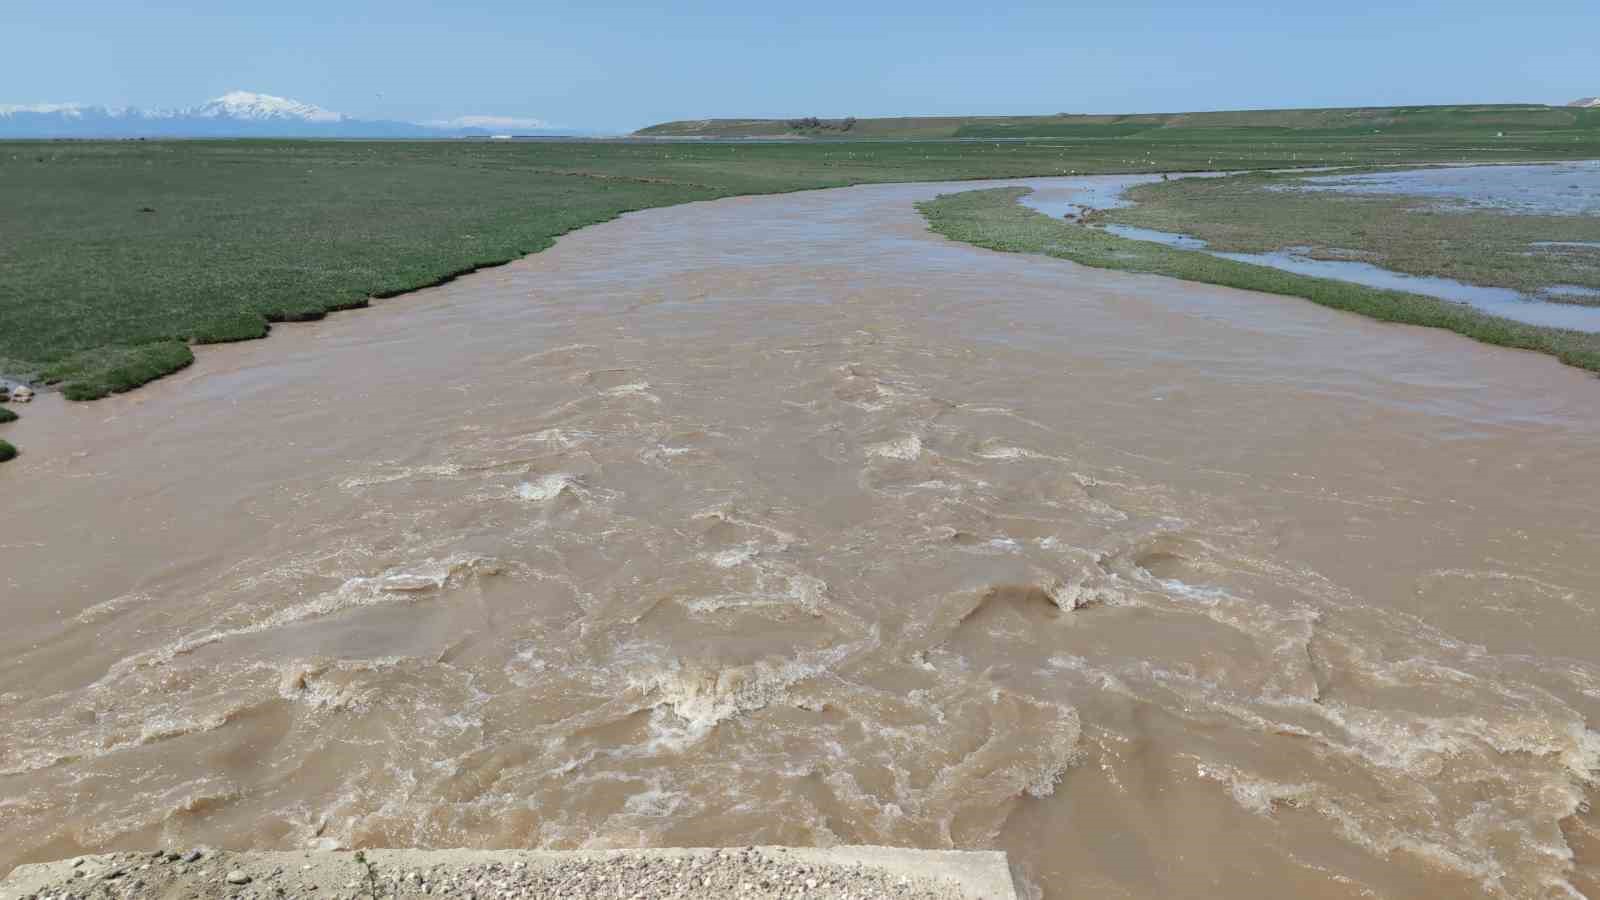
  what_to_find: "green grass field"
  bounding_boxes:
[917,187,1600,373]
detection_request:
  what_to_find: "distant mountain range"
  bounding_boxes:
[1571,97,1600,109]
[0,91,565,138]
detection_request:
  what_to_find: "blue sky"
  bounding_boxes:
[4,0,1595,132]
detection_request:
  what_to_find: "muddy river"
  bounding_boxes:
[3,177,1599,899]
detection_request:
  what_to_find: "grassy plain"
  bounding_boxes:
[917,187,1600,373]
[1102,170,1600,300]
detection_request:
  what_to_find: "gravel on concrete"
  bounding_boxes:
[1,847,1018,900]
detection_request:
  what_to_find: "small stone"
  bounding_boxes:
[226,870,252,885]
[183,850,204,864]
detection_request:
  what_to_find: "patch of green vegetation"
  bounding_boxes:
[0,406,16,424]
[1103,171,1600,301]
[0,439,15,462]
[954,122,1157,139]
[41,341,195,401]
[917,187,1600,374]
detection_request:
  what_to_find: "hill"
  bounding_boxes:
[636,104,1600,139]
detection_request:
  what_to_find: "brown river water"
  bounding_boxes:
[4,177,1600,899]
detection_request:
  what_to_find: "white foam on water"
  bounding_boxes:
[340,463,463,490]
[1195,761,1316,816]
[620,783,690,818]
[684,565,830,619]
[708,543,759,568]
[94,554,506,687]
[867,434,923,461]
[602,381,660,404]
[277,657,406,712]
[532,428,596,449]
[72,590,152,625]
[517,473,580,502]
[975,444,1028,460]
[632,639,865,752]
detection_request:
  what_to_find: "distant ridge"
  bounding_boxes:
[636,103,1596,139]
[1571,97,1600,109]
[0,90,562,138]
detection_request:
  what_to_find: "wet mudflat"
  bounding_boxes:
[3,177,1599,899]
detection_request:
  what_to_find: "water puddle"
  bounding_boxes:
[1100,223,1207,250]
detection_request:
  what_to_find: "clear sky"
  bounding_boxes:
[4,0,1595,132]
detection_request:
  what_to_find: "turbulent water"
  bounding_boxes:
[4,178,1600,899]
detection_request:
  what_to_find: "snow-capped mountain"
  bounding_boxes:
[1570,97,1600,109]
[0,91,561,138]
[188,90,345,123]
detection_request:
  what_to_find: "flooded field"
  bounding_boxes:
[3,177,1599,899]
[1290,162,1600,216]
[1023,165,1600,330]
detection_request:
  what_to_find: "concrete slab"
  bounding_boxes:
[2,846,1018,900]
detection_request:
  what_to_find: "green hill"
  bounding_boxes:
[636,104,1600,140]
